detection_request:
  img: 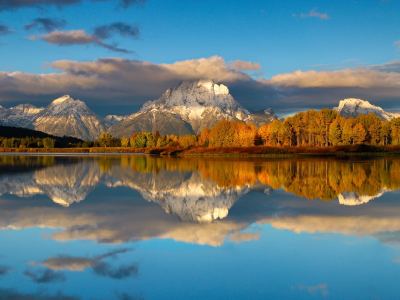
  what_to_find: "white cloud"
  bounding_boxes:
[300,8,329,19]
[264,68,400,88]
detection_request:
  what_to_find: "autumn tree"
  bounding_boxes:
[121,136,130,147]
[353,123,367,144]
[391,118,400,145]
[329,118,342,146]
[98,132,113,147]
[381,121,391,145]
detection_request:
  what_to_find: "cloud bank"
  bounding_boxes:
[1,56,400,115]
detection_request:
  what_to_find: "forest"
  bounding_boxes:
[99,109,400,149]
[2,109,400,150]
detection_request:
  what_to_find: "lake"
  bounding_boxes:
[0,154,399,299]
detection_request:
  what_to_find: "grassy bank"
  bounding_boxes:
[1,144,400,157]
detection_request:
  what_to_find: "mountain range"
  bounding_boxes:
[0,80,279,140]
[0,80,399,140]
[0,95,108,140]
[333,98,400,121]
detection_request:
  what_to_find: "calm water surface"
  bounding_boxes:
[0,154,400,299]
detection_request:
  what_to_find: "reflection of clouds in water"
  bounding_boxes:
[23,268,66,284]
[92,262,138,280]
[258,215,400,245]
[117,292,145,300]
[293,284,329,297]
[42,248,131,271]
[37,248,138,280]
[2,156,400,247]
[0,265,11,277]
[0,288,78,300]
[229,232,261,243]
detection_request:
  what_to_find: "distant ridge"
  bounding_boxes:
[333,98,400,121]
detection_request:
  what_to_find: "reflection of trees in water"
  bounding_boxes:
[0,155,55,168]
[124,156,400,201]
[2,155,400,202]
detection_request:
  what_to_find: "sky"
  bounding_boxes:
[1,0,400,116]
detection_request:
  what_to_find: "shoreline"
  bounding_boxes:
[1,145,400,157]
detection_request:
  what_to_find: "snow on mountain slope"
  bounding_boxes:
[0,103,44,128]
[138,79,249,134]
[244,108,279,127]
[103,115,125,126]
[333,98,399,121]
[109,79,278,136]
[33,95,109,140]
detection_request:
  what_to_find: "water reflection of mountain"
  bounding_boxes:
[0,156,272,222]
[1,155,400,208]
[1,155,400,246]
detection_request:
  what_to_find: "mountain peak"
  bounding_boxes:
[109,80,278,136]
[333,98,396,121]
[136,79,249,133]
[51,95,72,105]
[177,79,230,95]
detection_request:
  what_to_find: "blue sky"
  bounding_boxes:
[1,0,400,116]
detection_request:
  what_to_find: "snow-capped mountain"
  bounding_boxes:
[0,103,44,127]
[109,79,279,136]
[103,115,125,126]
[333,98,400,121]
[0,95,109,140]
[32,95,109,141]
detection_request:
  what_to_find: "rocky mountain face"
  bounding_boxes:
[0,103,44,127]
[108,109,195,137]
[0,95,109,140]
[33,95,109,141]
[333,98,400,121]
[108,79,279,137]
[245,108,280,128]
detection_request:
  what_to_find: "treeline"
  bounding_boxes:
[259,109,400,147]
[88,132,198,148]
[0,125,84,148]
[0,136,57,148]
[96,109,400,149]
